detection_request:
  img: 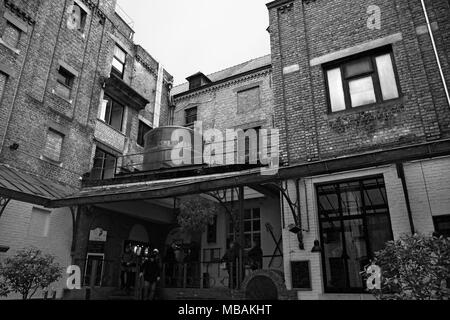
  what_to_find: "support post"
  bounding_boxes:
[238,186,245,289]
[0,196,11,219]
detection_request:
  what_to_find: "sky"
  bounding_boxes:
[116,0,271,85]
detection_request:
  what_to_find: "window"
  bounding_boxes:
[237,87,260,113]
[228,208,261,249]
[56,66,75,100]
[203,248,221,263]
[245,127,261,165]
[71,2,87,33]
[2,22,20,48]
[137,120,152,147]
[111,45,126,79]
[185,107,197,127]
[100,94,124,132]
[207,216,217,244]
[29,208,51,237]
[433,215,450,238]
[43,129,64,162]
[317,176,393,293]
[325,47,400,112]
[91,147,117,180]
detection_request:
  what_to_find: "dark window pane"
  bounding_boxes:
[244,221,252,232]
[344,58,372,79]
[137,121,152,147]
[340,183,363,217]
[253,220,260,231]
[367,215,392,253]
[434,215,450,238]
[185,107,197,126]
[343,219,367,288]
[252,208,260,219]
[318,177,393,292]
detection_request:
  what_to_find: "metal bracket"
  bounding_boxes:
[267,180,305,250]
[0,196,11,219]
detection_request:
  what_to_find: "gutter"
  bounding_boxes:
[420,0,450,109]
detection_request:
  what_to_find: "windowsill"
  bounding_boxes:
[96,119,126,137]
[40,155,63,167]
[0,38,20,55]
[325,96,405,120]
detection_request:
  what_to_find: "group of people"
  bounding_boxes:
[120,244,161,300]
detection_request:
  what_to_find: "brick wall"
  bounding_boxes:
[267,0,450,166]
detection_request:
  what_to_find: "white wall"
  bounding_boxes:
[0,201,73,300]
[281,158,450,300]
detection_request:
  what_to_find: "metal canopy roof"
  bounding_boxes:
[0,164,75,206]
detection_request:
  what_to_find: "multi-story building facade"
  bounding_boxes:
[267,0,450,299]
[0,0,172,299]
[1,0,449,301]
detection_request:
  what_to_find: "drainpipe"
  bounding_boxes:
[420,0,450,109]
[396,163,415,234]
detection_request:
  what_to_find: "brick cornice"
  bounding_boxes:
[4,0,35,25]
[266,0,293,10]
[173,67,272,102]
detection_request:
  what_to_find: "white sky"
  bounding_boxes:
[116,0,271,85]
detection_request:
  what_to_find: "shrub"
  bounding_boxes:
[0,248,62,300]
[366,234,450,300]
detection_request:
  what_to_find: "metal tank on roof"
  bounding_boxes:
[143,126,203,171]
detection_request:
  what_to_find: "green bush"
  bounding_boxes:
[367,234,450,300]
[0,276,9,297]
[0,248,62,300]
[177,197,219,234]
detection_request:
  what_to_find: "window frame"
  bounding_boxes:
[111,44,127,79]
[433,215,450,238]
[324,46,401,113]
[185,107,198,128]
[43,128,65,163]
[72,2,88,33]
[316,175,394,294]
[102,94,125,132]
[137,120,152,147]
[91,147,117,180]
[227,208,261,250]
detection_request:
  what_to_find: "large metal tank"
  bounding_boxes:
[143,126,203,171]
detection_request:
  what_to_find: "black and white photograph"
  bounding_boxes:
[0,0,449,310]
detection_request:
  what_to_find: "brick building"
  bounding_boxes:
[0,0,172,299]
[1,0,449,301]
[266,0,450,299]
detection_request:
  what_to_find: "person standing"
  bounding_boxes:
[247,240,263,271]
[221,241,241,289]
[121,244,136,293]
[140,252,161,300]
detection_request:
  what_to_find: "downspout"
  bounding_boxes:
[396,163,415,234]
[420,0,450,109]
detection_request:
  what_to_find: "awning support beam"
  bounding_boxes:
[0,196,11,219]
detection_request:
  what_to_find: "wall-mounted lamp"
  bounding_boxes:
[311,240,322,253]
